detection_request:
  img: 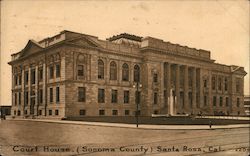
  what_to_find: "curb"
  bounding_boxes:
[6,119,250,130]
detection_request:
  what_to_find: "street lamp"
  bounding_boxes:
[133,82,142,128]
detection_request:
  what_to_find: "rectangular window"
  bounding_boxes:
[18,92,21,105]
[39,110,42,115]
[154,92,158,104]
[78,87,86,102]
[224,78,228,91]
[164,90,167,104]
[39,67,43,81]
[49,110,52,116]
[14,75,18,85]
[25,71,29,85]
[124,91,129,103]
[49,66,54,79]
[39,89,43,104]
[203,80,207,88]
[204,95,207,106]
[14,93,17,105]
[18,75,22,85]
[80,109,86,116]
[77,65,84,76]
[218,77,222,90]
[219,97,223,107]
[188,92,192,107]
[153,73,158,83]
[25,91,29,105]
[56,64,60,78]
[49,88,53,103]
[136,110,141,116]
[212,76,216,90]
[111,90,118,103]
[125,110,130,116]
[31,69,36,84]
[226,97,229,107]
[135,91,141,104]
[56,87,60,103]
[55,110,59,115]
[99,110,105,116]
[154,110,158,114]
[236,79,240,93]
[98,89,105,103]
[213,96,216,106]
[112,110,118,116]
[237,98,240,107]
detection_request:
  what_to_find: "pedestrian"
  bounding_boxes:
[209,120,212,129]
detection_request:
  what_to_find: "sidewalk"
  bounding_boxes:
[9,118,250,130]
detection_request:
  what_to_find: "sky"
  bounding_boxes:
[0,0,249,106]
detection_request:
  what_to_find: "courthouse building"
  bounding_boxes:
[9,30,247,118]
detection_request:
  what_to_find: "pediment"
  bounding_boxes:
[19,40,43,58]
[234,69,247,76]
[68,36,100,48]
[231,66,247,76]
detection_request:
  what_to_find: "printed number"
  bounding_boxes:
[235,147,249,152]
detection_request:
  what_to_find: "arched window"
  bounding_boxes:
[98,59,104,79]
[134,65,140,82]
[122,63,129,81]
[110,61,117,80]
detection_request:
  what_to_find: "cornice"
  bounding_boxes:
[65,42,143,60]
[141,47,215,63]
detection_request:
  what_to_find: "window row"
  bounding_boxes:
[79,109,132,116]
[77,88,134,104]
[14,87,60,106]
[14,64,61,86]
[97,60,141,82]
[212,96,234,107]
[13,109,60,116]
[211,76,229,91]
[49,87,60,103]
[77,87,146,104]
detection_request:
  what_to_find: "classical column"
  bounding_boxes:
[43,63,46,114]
[198,69,203,109]
[175,64,180,114]
[166,63,171,114]
[28,66,31,115]
[208,72,212,114]
[184,65,189,113]
[192,67,196,113]
[20,66,24,116]
[35,65,39,116]
[160,62,165,112]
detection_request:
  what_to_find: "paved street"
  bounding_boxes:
[0,120,249,156]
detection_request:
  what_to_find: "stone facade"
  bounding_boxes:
[9,30,247,118]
